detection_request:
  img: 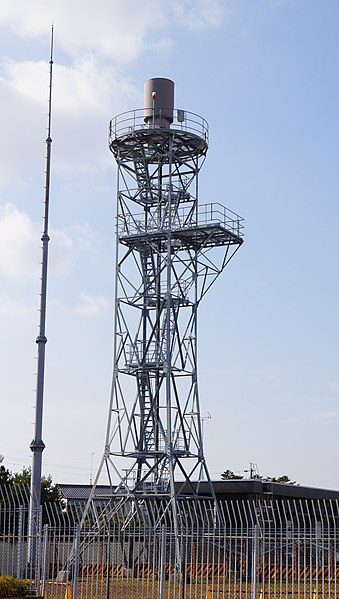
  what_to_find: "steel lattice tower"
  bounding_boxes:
[98,78,243,503]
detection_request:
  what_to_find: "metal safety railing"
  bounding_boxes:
[109,107,209,145]
[118,202,244,239]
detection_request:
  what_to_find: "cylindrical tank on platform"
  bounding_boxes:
[144,77,174,126]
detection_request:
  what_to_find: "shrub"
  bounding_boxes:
[0,577,29,598]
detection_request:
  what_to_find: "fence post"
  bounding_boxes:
[31,506,43,591]
[72,524,81,599]
[40,524,49,598]
[16,506,24,579]
[251,524,259,599]
[105,521,111,599]
[159,525,166,599]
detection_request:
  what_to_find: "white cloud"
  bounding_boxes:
[75,291,111,317]
[70,223,102,251]
[0,204,100,283]
[0,294,32,319]
[312,410,339,422]
[0,76,45,191]
[260,0,290,15]
[2,56,136,115]
[144,38,174,54]
[0,55,136,185]
[0,0,230,190]
[0,0,228,63]
[0,204,39,281]
[0,0,167,62]
[49,228,74,277]
[328,381,339,392]
[50,222,101,277]
[1,58,47,107]
[170,0,230,30]
[53,58,136,115]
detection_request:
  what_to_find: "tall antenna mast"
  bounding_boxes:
[28,25,54,577]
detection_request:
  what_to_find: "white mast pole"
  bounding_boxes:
[28,25,54,578]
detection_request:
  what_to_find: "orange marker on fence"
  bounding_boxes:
[64,582,72,599]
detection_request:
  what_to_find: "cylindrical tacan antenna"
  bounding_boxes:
[144,77,174,127]
[28,25,54,577]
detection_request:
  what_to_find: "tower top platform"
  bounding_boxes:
[109,108,208,159]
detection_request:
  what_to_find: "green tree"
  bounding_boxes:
[0,455,11,489]
[1,464,64,529]
[267,475,296,485]
[12,466,64,507]
[221,469,244,480]
[220,469,297,484]
[11,466,31,487]
[0,465,11,487]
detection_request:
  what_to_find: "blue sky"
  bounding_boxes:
[0,0,338,489]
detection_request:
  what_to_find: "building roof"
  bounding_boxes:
[57,484,115,502]
[193,479,339,501]
[57,480,339,503]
